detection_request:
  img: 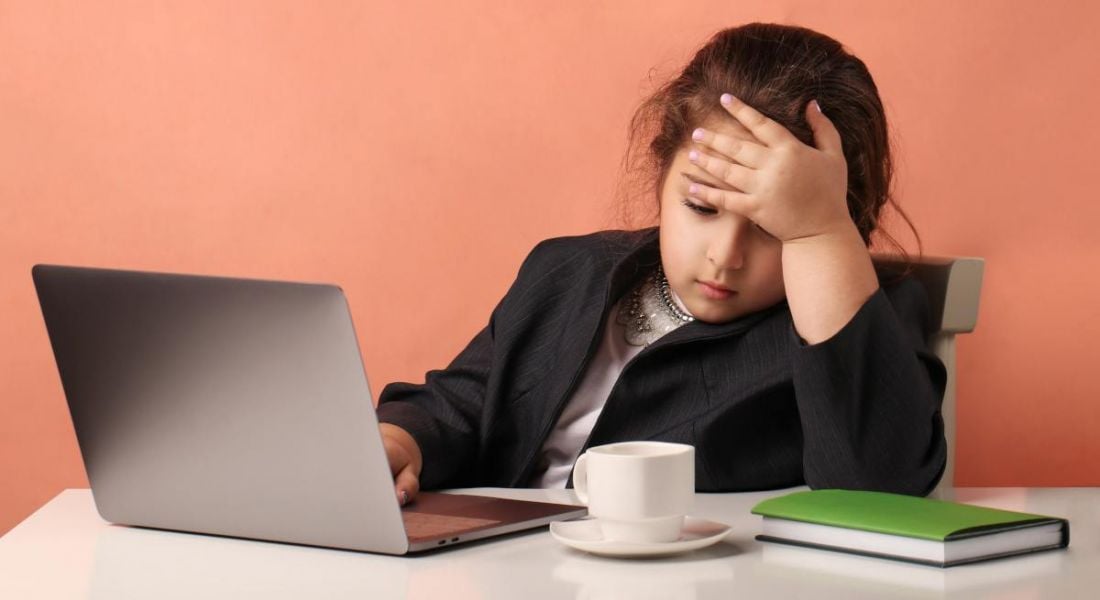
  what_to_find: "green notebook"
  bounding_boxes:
[751,489,1070,568]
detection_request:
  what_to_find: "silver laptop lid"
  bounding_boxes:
[32,264,410,554]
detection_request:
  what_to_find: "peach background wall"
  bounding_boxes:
[2,1,1098,534]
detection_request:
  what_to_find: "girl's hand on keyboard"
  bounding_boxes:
[380,423,423,506]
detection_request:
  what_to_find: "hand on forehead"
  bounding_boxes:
[699,115,764,151]
[677,93,850,243]
[681,116,762,191]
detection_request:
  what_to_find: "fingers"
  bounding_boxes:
[383,436,420,505]
[688,148,754,193]
[394,464,421,506]
[686,177,753,218]
[719,93,794,147]
[382,434,408,476]
[381,425,422,507]
[692,127,766,169]
[805,99,843,156]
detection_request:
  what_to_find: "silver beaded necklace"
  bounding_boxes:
[616,265,695,347]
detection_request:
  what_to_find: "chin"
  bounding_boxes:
[686,302,740,325]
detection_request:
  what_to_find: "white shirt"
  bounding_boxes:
[528,287,693,487]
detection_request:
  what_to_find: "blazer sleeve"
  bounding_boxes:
[790,277,949,496]
[375,319,494,490]
[374,239,555,489]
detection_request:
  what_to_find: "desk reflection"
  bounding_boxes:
[552,542,739,600]
[87,522,570,599]
[89,524,409,598]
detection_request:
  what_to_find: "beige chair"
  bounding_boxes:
[872,255,985,496]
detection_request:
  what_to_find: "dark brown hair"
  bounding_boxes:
[613,22,921,260]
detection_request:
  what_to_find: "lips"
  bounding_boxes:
[699,280,733,292]
[697,280,736,300]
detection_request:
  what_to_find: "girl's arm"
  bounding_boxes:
[376,319,495,491]
[687,95,946,494]
[375,237,558,493]
[790,276,948,495]
[781,222,880,344]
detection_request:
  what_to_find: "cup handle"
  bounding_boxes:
[573,453,589,505]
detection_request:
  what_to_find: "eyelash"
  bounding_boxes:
[680,198,717,215]
[681,198,775,238]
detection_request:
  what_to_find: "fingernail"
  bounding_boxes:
[689,183,700,195]
[814,100,822,113]
[692,128,705,141]
[720,93,733,106]
[688,150,699,162]
[399,490,409,506]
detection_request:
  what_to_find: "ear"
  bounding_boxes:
[806,100,843,156]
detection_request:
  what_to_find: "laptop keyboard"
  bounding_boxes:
[402,511,502,540]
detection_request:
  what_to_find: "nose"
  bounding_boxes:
[706,221,749,270]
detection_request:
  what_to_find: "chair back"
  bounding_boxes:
[873,254,985,495]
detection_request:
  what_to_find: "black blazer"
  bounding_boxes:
[377,227,947,496]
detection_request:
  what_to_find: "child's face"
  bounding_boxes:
[658,117,786,324]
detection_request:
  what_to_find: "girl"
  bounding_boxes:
[376,23,947,506]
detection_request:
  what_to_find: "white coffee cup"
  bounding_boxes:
[572,441,694,543]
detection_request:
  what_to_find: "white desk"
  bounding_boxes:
[1,487,1094,599]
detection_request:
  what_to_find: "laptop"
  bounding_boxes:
[31,264,586,554]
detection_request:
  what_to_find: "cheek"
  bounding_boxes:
[659,224,687,281]
[757,254,786,297]
[659,215,702,266]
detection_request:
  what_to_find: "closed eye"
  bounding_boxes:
[680,198,717,215]
[681,198,777,239]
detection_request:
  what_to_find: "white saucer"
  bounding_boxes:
[549,517,732,558]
